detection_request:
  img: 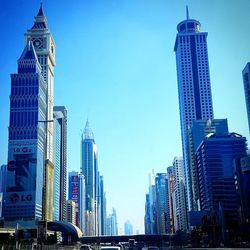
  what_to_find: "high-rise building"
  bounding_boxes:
[0,165,7,218]
[68,171,80,227]
[100,175,106,235]
[3,41,47,226]
[68,171,86,233]
[81,120,98,235]
[53,106,67,221]
[78,173,86,234]
[124,220,133,235]
[196,133,247,225]
[106,208,118,236]
[25,5,56,220]
[172,157,188,232]
[188,119,228,210]
[144,171,157,235]
[242,63,250,132]
[167,166,175,234]
[66,200,77,226]
[25,4,56,164]
[174,7,214,211]
[155,173,170,234]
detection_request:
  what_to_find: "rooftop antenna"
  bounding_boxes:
[186,5,190,20]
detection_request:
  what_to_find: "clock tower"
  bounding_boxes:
[25,4,55,164]
[25,4,56,221]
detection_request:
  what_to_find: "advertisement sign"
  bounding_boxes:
[71,175,79,202]
[6,140,38,204]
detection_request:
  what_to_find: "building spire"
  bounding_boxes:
[31,3,48,29]
[37,3,44,16]
[186,5,190,20]
[84,119,94,140]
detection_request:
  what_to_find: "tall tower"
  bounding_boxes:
[53,106,67,221]
[172,157,188,232]
[25,4,56,220]
[25,4,56,164]
[3,42,47,226]
[81,120,98,235]
[155,173,170,234]
[174,7,214,211]
[242,63,250,132]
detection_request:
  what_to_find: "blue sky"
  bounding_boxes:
[0,0,249,233]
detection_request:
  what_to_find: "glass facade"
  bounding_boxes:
[3,42,46,223]
[174,13,214,212]
[81,120,98,235]
[196,133,247,224]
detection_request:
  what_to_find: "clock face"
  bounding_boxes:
[33,38,42,49]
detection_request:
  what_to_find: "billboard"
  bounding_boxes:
[71,175,79,202]
[6,140,38,205]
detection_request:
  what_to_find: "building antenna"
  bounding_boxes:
[186,5,190,20]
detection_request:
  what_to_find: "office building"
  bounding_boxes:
[100,175,106,235]
[66,200,77,226]
[124,220,133,235]
[242,63,250,132]
[25,5,56,220]
[81,120,98,235]
[106,208,118,236]
[196,133,247,226]
[188,119,228,210]
[167,166,175,234]
[68,171,80,226]
[53,106,67,221]
[172,157,188,232]
[155,173,171,234]
[3,41,47,226]
[144,193,151,234]
[174,7,214,211]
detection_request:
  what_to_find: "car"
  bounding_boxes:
[99,246,121,250]
[142,247,159,250]
[80,244,93,250]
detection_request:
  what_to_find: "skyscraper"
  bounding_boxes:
[172,157,188,232]
[196,133,247,225]
[188,119,228,210]
[68,171,80,227]
[174,7,214,211]
[155,173,170,234]
[25,4,56,163]
[3,41,47,226]
[124,220,133,235]
[53,106,67,221]
[106,208,118,236]
[242,63,250,132]
[25,5,56,220]
[167,166,175,234]
[81,120,98,235]
[100,175,106,236]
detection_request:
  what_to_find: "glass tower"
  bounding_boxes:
[174,7,214,211]
[196,133,247,224]
[81,120,98,236]
[3,42,47,225]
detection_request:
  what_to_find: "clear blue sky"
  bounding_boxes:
[0,0,249,234]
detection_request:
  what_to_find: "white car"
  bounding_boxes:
[99,246,121,250]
